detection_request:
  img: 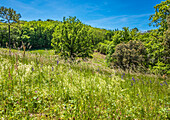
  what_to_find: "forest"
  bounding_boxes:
[0,0,169,119]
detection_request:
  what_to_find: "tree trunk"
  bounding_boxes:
[8,24,11,55]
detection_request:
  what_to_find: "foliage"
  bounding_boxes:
[51,16,94,60]
[90,28,106,47]
[96,40,112,54]
[139,27,169,74]
[97,28,140,56]
[0,6,21,23]
[149,0,170,31]
[107,40,147,71]
[0,20,59,49]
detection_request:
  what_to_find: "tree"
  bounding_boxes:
[51,16,94,60]
[149,0,170,31]
[0,6,21,54]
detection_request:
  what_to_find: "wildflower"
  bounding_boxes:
[123,73,125,76]
[32,67,34,71]
[160,83,163,86]
[35,91,37,93]
[121,75,123,80]
[164,81,168,86]
[150,80,152,83]
[137,94,139,96]
[57,60,59,65]
[52,66,54,71]
[132,77,135,82]
[131,82,133,86]
[41,64,43,68]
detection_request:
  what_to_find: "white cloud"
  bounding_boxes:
[85,13,153,30]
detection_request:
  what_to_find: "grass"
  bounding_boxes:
[0,48,169,119]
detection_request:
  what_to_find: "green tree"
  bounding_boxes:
[51,16,94,60]
[149,0,170,31]
[0,6,21,54]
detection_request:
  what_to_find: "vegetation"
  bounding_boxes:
[0,0,170,119]
[107,40,147,71]
[0,20,59,49]
[0,49,169,119]
[51,17,94,60]
[149,0,170,31]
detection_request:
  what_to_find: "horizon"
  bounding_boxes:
[1,0,164,31]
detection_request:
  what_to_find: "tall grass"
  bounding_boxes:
[0,49,169,119]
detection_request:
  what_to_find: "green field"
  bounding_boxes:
[0,48,169,119]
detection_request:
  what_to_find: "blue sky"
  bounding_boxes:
[0,0,164,31]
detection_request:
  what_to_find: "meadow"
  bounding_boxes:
[0,48,169,119]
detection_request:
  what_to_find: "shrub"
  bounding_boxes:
[107,40,147,71]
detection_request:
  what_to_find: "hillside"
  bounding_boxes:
[0,48,169,119]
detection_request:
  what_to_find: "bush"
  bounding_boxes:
[107,40,147,71]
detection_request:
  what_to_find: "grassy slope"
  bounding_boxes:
[0,48,169,119]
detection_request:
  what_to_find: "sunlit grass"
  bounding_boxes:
[0,48,169,119]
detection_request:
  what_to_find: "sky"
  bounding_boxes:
[0,0,165,31]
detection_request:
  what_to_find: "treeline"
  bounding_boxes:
[0,20,59,49]
[0,20,112,49]
[0,17,169,74]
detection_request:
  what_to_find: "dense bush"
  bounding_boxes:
[107,40,147,71]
